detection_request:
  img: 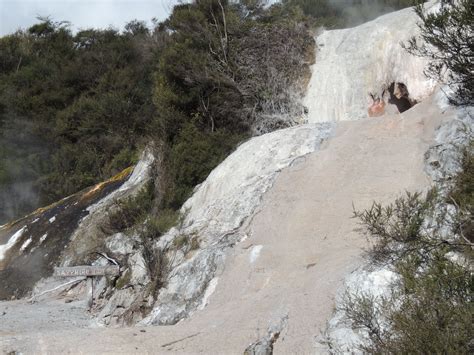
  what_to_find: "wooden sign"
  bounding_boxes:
[54,265,120,277]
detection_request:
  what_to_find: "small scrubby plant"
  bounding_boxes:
[448,141,474,244]
[141,209,181,240]
[353,190,439,264]
[341,144,473,354]
[105,182,155,233]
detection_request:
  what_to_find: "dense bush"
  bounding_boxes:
[152,0,314,209]
[154,0,314,136]
[104,181,182,240]
[164,124,244,208]
[449,142,474,243]
[0,19,158,222]
[0,1,316,223]
[105,182,156,233]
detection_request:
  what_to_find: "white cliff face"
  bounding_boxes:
[179,123,334,239]
[2,1,472,353]
[304,1,438,123]
[143,1,448,328]
[145,123,334,325]
[0,226,26,262]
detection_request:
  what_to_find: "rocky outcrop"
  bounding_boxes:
[424,106,473,186]
[323,100,473,354]
[304,1,438,123]
[92,232,156,326]
[143,123,334,325]
[0,150,154,300]
[244,315,288,355]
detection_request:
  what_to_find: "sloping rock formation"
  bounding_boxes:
[304,2,438,122]
[0,90,459,355]
[0,151,154,300]
[144,123,334,325]
[0,2,471,354]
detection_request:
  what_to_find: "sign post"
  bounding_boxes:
[54,265,120,277]
[54,265,120,309]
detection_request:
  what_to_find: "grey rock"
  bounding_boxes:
[244,316,288,355]
[106,233,135,256]
[424,107,473,185]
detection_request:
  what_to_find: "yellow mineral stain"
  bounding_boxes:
[1,166,135,230]
[81,166,134,201]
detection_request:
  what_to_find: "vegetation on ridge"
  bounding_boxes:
[0,1,315,222]
[0,0,431,223]
[0,18,156,222]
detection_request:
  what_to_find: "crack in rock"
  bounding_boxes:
[244,315,288,355]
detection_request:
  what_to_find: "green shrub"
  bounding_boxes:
[163,123,244,209]
[404,0,474,106]
[171,233,200,251]
[448,142,474,243]
[173,234,188,249]
[141,209,180,239]
[344,146,473,353]
[106,182,155,232]
[341,252,473,354]
[353,190,438,264]
[154,209,180,233]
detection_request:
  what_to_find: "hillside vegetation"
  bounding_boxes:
[0,1,307,222]
[0,0,421,223]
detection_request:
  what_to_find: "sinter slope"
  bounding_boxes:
[0,1,469,353]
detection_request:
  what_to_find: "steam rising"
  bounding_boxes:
[331,0,404,27]
[0,118,48,224]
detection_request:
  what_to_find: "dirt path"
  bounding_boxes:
[0,96,454,354]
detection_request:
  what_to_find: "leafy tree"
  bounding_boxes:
[0,18,159,221]
[0,0,315,222]
[152,0,313,208]
[404,0,474,105]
